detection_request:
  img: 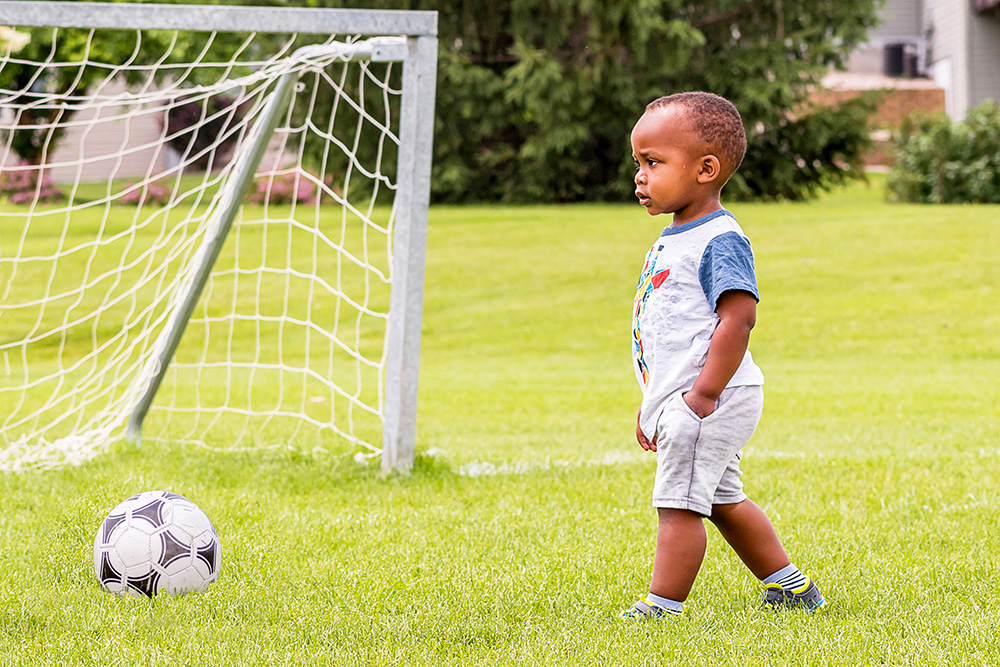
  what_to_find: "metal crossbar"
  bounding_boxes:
[0,1,437,36]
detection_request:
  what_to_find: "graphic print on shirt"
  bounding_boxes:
[632,243,668,386]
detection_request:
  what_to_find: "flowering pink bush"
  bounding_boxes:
[120,182,174,206]
[247,170,338,206]
[0,162,63,204]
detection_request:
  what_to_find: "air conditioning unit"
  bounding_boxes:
[884,42,919,78]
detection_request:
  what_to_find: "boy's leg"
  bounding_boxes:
[708,499,788,579]
[709,499,824,610]
[649,507,707,601]
[623,507,704,619]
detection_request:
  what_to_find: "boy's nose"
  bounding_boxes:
[635,171,645,185]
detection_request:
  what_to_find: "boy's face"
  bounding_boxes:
[630,106,713,218]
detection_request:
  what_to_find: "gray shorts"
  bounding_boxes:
[652,384,764,516]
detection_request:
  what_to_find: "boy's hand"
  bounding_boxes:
[682,389,717,419]
[636,409,658,451]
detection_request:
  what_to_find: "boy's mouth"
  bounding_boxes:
[635,191,651,206]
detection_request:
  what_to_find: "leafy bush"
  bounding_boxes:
[120,181,174,206]
[247,170,338,206]
[0,162,62,204]
[887,102,1000,203]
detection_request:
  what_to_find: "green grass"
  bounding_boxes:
[3,176,1000,665]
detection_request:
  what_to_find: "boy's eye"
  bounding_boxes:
[648,159,658,167]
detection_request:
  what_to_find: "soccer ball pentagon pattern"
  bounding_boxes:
[93,491,221,597]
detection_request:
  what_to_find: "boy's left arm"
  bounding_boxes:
[683,290,757,419]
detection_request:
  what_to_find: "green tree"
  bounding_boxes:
[5,0,880,201]
[299,0,881,202]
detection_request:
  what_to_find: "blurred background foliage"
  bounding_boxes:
[5,0,882,203]
[887,102,1000,204]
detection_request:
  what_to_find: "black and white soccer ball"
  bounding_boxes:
[93,491,221,598]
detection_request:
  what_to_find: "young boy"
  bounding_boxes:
[623,92,824,619]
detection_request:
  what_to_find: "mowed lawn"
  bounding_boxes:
[2,177,1000,665]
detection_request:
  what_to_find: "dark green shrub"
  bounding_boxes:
[887,102,1000,203]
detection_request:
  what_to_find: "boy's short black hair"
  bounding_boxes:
[645,92,747,180]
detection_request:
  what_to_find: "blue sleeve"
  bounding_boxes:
[698,231,759,311]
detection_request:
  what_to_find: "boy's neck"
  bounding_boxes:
[669,195,724,228]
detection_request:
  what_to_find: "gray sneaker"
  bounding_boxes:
[761,578,825,611]
[621,598,678,620]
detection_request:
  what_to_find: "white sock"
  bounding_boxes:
[645,592,684,615]
[762,563,808,591]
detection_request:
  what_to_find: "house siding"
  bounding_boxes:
[925,0,970,117]
[44,79,170,184]
[968,12,1000,107]
[870,0,923,39]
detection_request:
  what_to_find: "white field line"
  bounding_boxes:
[451,447,817,478]
[448,450,1000,515]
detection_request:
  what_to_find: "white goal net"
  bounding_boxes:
[0,5,436,471]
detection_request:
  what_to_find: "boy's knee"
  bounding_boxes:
[708,499,749,524]
[656,507,703,524]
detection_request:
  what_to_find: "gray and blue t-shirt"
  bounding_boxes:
[632,209,765,438]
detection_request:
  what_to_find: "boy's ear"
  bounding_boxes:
[696,155,722,184]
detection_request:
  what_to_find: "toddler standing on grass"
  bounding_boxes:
[623,91,824,619]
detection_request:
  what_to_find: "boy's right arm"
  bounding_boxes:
[636,409,657,452]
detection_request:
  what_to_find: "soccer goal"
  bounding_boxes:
[0,2,437,472]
